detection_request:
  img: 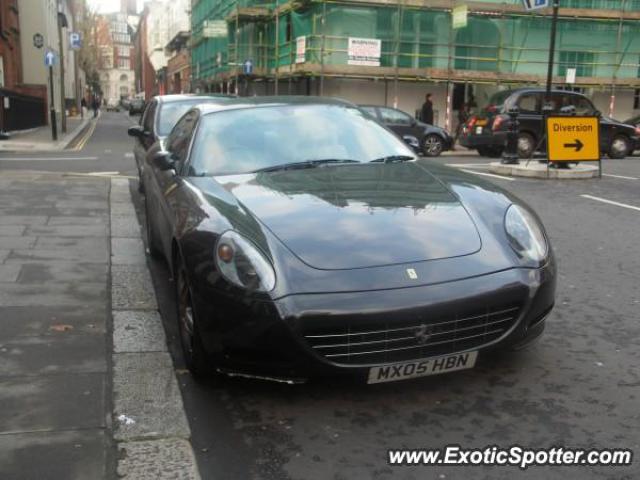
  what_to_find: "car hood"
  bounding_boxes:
[213,162,482,270]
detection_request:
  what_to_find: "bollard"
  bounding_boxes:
[501,106,520,164]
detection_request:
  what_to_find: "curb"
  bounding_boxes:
[109,178,201,480]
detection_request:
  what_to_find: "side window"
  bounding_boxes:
[166,111,198,168]
[546,93,570,113]
[360,106,379,119]
[142,101,156,133]
[379,108,413,125]
[516,94,540,114]
[571,96,595,115]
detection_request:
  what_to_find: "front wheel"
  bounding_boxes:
[175,259,211,379]
[608,135,630,159]
[422,134,444,157]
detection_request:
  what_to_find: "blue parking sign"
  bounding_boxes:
[69,32,82,50]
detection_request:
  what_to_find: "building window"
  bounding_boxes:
[558,51,594,78]
[117,58,130,69]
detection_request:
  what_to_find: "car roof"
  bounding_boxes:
[497,88,587,96]
[193,96,355,116]
[154,94,233,104]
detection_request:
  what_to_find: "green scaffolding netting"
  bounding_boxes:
[191,0,640,82]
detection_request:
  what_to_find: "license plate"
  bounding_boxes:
[367,351,478,384]
[475,126,483,135]
[476,119,487,126]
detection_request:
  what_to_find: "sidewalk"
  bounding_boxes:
[0,171,111,479]
[0,115,93,152]
[0,172,200,479]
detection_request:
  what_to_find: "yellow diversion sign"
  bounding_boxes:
[546,116,600,161]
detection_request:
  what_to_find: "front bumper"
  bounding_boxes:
[192,262,556,383]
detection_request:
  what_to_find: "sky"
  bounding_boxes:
[87,0,145,14]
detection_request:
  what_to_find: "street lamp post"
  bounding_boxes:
[57,0,68,134]
[545,0,560,102]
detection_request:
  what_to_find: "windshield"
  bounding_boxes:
[158,98,229,136]
[482,90,512,112]
[187,104,415,176]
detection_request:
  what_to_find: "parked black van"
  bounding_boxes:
[460,88,639,159]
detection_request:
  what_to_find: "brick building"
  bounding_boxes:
[0,0,47,132]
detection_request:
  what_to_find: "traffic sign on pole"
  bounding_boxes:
[69,32,82,50]
[44,50,56,67]
[243,59,253,75]
[546,116,600,162]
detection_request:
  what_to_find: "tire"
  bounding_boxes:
[144,198,163,259]
[175,257,211,379]
[608,135,630,159]
[422,134,444,157]
[517,132,535,158]
[476,147,490,157]
[486,146,504,158]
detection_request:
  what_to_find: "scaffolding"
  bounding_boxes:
[191,0,640,93]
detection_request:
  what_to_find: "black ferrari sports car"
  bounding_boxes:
[133,96,556,384]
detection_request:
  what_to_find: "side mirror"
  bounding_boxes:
[128,126,146,138]
[151,151,175,171]
[594,110,602,118]
[410,117,417,126]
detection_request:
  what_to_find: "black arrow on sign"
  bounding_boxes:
[563,139,584,152]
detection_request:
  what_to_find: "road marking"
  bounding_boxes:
[459,169,515,181]
[602,173,638,180]
[446,163,492,167]
[73,119,98,151]
[0,156,98,161]
[580,194,640,212]
[124,152,134,158]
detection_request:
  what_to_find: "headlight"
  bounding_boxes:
[215,231,276,292]
[504,204,548,263]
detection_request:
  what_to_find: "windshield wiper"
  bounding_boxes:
[369,155,415,164]
[252,159,360,173]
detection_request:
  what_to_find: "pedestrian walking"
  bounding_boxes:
[454,103,470,148]
[421,93,434,125]
[81,97,87,118]
[92,96,100,118]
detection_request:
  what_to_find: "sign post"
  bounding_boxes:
[45,51,57,141]
[545,1,560,102]
[545,116,601,177]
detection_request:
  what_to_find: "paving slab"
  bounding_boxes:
[0,236,37,249]
[0,264,21,282]
[0,429,107,480]
[0,333,106,376]
[111,264,157,310]
[26,224,108,237]
[116,439,200,480]
[47,216,109,226]
[0,281,106,307]
[111,215,141,238]
[8,245,109,263]
[111,237,146,265]
[0,225,26,235]
[0,306,107,338]
[113,352,190,441]
[113,310,167,353]
[16,262,108,284]
[0,215,48,226]
[0,373,106,433]
[111,203,137,218]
